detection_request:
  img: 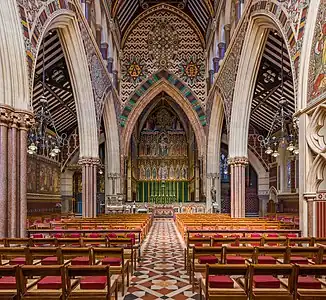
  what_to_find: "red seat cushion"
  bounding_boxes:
[253,275,280,288]
[198,256,218,264]
[71,257,90,266]
[80,276,107,289]
[257,256,277,264]
[0,276,16,289]
[267,234,279,237]
[41,256,58,265]
[297,276,322,289]
[70,233,81,238]
[9,257,25,265]
[213,234,223,238]
[226,256,245,264]
[251,234,262,238]
[108,233,117,238]
[287,234,297,238]
[290,256,309,264]
[89,233,100,238]
[32,234,43,238]
[101,257,121,266]
[208,275,234,288]
[126,233,136,245]
[37,276,62,289]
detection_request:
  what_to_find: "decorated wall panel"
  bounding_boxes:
[121,5,206,104]
[308,0,326,102]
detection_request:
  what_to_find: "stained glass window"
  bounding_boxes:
[220,153,229,182]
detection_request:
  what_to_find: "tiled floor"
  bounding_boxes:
[123,219,199,300]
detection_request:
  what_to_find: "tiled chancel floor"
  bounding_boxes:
[124,219,199,300]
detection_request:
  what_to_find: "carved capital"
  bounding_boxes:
[78,157,101,166]
[228,156,248,166]
[0,105,14,126]
[14,110,34,131]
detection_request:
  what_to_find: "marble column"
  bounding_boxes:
[224,24,231,50]
[208,70,214,90]
[229,157,248,218]
[112,70,118,90]
[213,57,220,73]
[218,42,226,60]
[96,24,102,48]
[195,162,200,201]
[127,159,132,202]
[107,57,113,74]
[304,193,316,237]
[0,106,32,237]
[0,107,10,237]
[79,157,100,218]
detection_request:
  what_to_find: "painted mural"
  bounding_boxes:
[27,156,61,194]
[308,0,326,101]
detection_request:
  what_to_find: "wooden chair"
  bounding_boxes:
[199,264,248,300]
[191,246,223,291]
[20,265,66,300]
[66,265,118,300]
[0,265,21,299]
[28,247,62,266]
[56,238,81,248]
[223,246,255,264]
[238,237,262,247]
[80,237,107,248]
[0,247,30,266]
[6,238,31,248]
[107,237,136,274]
[248,264,295,300]
[92,247,129,295]
[253,246,287,265]
[286,237,313,247]
[294,264,326,299]
[211,237,238,247]
[261,236,287,246]
[185,237,211,272]
[30,238,57,248]
[60,248,92,266]
[284,246,322,265]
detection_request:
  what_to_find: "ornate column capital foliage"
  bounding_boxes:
[228,156,249,166]
[78,157,101,166]
[0,105,34,130]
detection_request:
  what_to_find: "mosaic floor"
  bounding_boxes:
[123,219,199,300]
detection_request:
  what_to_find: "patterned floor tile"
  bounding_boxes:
[124,219,199,300]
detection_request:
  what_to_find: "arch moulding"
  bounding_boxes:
[121,80,207,160]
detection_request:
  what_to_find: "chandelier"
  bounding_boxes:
[258,38,299,158]
[27,32,65,158]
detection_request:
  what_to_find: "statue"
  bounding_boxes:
[159,134,169,156]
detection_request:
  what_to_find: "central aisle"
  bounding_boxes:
[124,219,199,300]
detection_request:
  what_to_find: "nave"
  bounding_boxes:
[125,220,198,300]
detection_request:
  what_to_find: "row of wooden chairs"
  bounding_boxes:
[184,236,326,271]
[0,247,131,295]
[0,264,118,300]
[200,264,326,300]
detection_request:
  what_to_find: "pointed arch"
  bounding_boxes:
[31,12,98,158]
[120,70,207,128]
[121,78,207,161]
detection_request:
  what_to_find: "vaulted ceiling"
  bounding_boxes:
[111,0,214,35]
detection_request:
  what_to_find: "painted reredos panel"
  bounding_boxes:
[121,6,206,104]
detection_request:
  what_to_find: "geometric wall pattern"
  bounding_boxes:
[120,70,207,127]
[121,5,206,104]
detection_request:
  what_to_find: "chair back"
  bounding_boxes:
[92,248,124,266]
[223,246,255,264]
[192,246,223,263]
[284,246,321,263]
[30,238,57,247]
[66,265,111,297]
[253,246,287,263]
[27,247,62,265]
[287,237,313,247]
[56,238,82,247]
[211,237,238,247]
[6,238,31,247]
[262,236,287,246]
[20,265,66,294]
[0,247,30,265]
[81,237,107,248]
[60,247,92,265]
[107,238,133,249]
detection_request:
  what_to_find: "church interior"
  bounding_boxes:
[0,0,326,298]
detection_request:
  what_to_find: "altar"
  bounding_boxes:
[152,206,175,218]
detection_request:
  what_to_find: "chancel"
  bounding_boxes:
[0,0,325,299]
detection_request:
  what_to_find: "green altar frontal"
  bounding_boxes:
[137,181,189,203]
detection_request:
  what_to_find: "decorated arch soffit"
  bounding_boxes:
[16,0,114,128]
[120,4,207,123]
[210,0,310,130]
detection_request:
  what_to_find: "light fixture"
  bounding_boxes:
[27,31,66,158]
[258,38,298,157]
